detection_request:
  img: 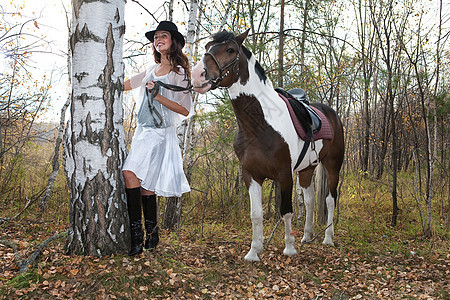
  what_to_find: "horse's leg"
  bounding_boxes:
[301,184,315,243]
[282,213,297,256]
[298,168,315,243]
[279,171,297,256]
[316,103,345,246]
[244,177,264,261]
[323,193,335,245]
[321,160,342,246]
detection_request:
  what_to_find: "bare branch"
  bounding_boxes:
[130,0,159,23]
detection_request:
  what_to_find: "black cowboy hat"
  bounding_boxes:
[145,21,185,47]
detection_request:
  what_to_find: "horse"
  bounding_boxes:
[192,30,345,261]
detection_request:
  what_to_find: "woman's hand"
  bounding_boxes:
[147,80,160,99]
[146,80,156,91]
[146,80,188,116]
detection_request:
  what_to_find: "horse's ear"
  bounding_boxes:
[235,29,250,46]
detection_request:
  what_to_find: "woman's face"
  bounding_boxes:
[153,30,172,54]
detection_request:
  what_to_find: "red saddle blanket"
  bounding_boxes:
[278,94,333,141]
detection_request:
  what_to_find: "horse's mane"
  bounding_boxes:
[212,30,268,83]
[212,30,236,43]
[242,46,267,83]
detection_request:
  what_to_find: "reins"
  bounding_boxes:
[145,80,193,128]
[148,80,193,98]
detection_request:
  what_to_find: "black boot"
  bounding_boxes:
[126,187,143,256]
[142,194,159,251]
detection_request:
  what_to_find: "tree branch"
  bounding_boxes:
[17,232,67,273]
[130,0,159,23]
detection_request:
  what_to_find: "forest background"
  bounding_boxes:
[0,0,449,298]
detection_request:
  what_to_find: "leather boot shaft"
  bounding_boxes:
[142,195,159,251]
[126,187,143,256]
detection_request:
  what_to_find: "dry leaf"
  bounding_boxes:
[69,269,79,276]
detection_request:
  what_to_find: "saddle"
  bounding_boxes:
[275,87,321,140]
[276,87,334,169]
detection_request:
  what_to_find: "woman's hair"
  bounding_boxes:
[152,35,191,79]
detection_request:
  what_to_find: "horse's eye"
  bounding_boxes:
[227,48,235,54]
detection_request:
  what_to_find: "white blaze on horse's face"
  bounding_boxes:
[192,60,211,94]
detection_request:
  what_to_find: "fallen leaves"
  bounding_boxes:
[1,223,449,299]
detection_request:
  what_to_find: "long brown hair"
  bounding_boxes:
[153,35,191,80]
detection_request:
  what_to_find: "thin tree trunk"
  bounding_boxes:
[39,97,71,215]
[219,0,233,32]
[434,0,443,220]
[164,0,200,231]
[168,0,174,21]
[277,0,285,88]
[299,0,310,75]
[390,85,399,226]
[163,197,182,230]
[357,0,371,174]
[272,0,285,220]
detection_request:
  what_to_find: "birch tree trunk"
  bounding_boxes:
[64,0,128,256]
[164,0,199,231]
[168,0,174,21]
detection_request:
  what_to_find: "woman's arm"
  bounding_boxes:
[146,81,190,116]
[124,70,147,92]
[154,93,189,116]
[124,79,132,91]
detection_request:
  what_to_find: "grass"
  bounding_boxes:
[7,271,40,290]
[333,171,449,258]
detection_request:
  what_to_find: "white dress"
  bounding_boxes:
[122,64,192,197]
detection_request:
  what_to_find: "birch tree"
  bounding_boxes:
[164,0,199,230]
[64,0,128,256]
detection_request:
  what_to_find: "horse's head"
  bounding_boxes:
[193,29,249,94]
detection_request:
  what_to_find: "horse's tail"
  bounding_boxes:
[315,162,328,225]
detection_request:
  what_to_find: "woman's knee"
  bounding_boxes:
[122,170,140,187]
[122,170,134,179]
[142,188,155,196]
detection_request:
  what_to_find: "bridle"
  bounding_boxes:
[203,39,240,88]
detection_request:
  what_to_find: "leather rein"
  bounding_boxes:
[145,80,192,128]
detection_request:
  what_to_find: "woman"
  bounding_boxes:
[123,21,192,256]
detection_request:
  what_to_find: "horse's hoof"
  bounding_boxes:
[301,237,312,244]
[283,247,297,256]
[322,238,334,246]
[244,249,260,262]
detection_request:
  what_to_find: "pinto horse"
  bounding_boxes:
[192,30,344,261]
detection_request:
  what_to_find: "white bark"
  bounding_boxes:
[182,0,199,164]
[185,0,198,64]
[167,0,200,230]
[64,0,128,256]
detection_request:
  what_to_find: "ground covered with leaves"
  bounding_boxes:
[1,218,448,299]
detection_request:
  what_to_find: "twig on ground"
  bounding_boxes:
[17,231,67,273]
[265,218,282,248]
[0,239,19,251]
